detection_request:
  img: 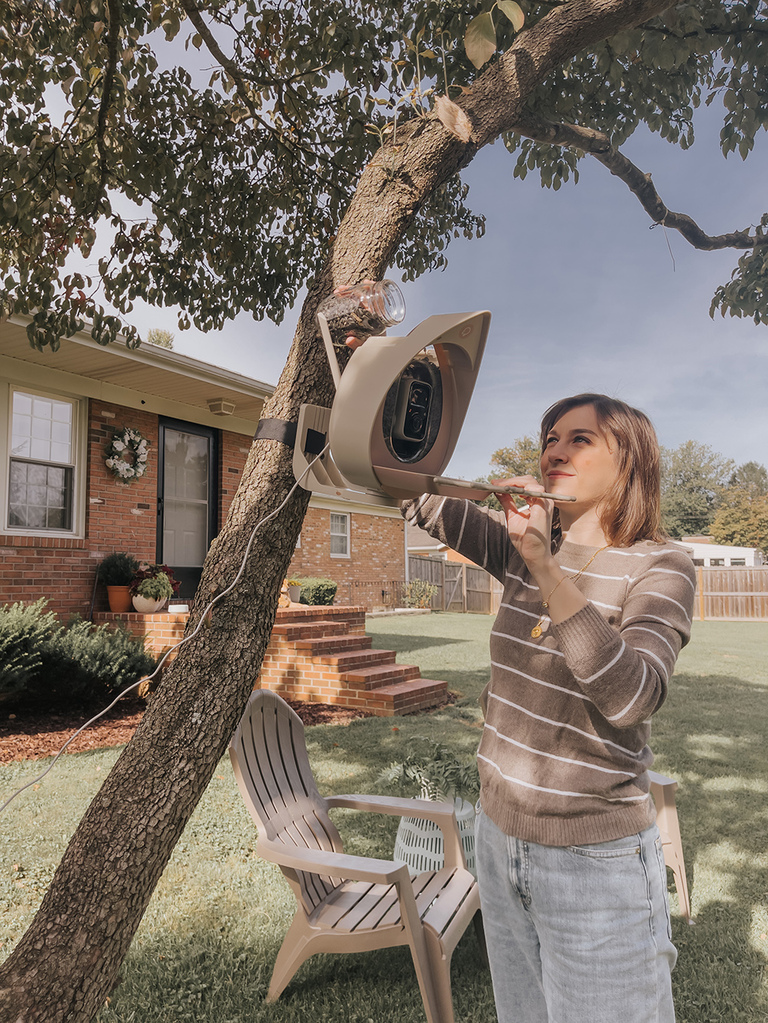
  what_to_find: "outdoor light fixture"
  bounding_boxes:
[294,310,493,506]
[207,398,236,416]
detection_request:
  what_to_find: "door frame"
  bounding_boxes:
[156,416,219,597]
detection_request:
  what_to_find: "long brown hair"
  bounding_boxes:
[539,393,666,547]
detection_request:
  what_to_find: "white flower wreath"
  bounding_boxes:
[105,427,150,481]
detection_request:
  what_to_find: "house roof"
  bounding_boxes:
[1,316,274,431]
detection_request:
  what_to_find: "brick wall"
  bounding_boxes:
[0,399,250,619]
[287,506,405,604]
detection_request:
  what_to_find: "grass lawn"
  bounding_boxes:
[0,616,766,1022]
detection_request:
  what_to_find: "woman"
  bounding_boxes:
[402,393,695,1023]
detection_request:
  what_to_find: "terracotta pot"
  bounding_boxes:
[106,585,133,613]
[131,594,166,614]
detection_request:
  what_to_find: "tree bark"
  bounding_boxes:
[0,1,673,1019]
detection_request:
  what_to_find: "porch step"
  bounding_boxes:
[271,620,349,641]
[341,662,422,690]
[295,634,374,657]
[315,647,397,672]
[259,606,448,716]
[363,678,449,716]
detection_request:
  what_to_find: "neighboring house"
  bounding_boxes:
[679,537,764,567]
[0,317,406,617]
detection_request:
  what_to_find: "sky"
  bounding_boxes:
[123,104,768,482]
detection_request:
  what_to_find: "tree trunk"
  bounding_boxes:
[0,2,671,1018]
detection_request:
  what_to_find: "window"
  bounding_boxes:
[709,558,725,567]
[330,512,350,557]
[730,559,746,566]
[6,389,79,533]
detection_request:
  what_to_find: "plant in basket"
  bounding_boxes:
[380,739,480,876]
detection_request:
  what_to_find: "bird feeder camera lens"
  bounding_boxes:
[393,376,433,442]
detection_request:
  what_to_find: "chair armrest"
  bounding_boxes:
[327,793,455,820]
[256,838,412,886]
[326,793,467,871]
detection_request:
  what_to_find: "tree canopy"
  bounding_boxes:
[2,0,768,354]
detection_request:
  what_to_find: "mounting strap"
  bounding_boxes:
[254,418,326,455]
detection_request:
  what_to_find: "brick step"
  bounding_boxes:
[365,678,448,716]
[271,620,350,641]
[341,662,422,690]
[295,634,373,657]
[316,648,398,672]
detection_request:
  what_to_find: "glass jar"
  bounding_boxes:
[316,280,406,346]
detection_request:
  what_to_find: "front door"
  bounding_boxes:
[157,418,218,598]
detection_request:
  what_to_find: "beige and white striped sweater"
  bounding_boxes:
[403,495,696,847]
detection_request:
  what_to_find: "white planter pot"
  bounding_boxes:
[394,798,477,877]
[131,594,166,614]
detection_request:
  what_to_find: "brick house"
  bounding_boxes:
[0,317,406,618]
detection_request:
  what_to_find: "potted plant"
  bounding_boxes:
[130,564,179,614]
[286,578,302,603]
[98,552,140,613]
[380,740,480,876]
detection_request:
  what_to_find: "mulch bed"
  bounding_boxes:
[0,697,371,764]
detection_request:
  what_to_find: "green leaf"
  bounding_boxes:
[496,1,524,33]
[464,12,496,69]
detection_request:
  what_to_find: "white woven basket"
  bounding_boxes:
[393,798,476,877]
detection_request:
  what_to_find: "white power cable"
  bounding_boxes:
[0,443,330,815]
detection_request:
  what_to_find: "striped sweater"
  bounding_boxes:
[403,495,696,847]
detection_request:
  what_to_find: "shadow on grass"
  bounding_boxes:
[367,631,468,654]
[100,910,493,1023]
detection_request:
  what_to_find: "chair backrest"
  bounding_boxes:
[230,689,344,912]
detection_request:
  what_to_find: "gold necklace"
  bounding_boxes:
[531,543,611,639]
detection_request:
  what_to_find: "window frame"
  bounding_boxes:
[329,511,350,559]
[2,384,86,538]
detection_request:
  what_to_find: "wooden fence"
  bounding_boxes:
[695,567,768,621]
[408,555,504,614]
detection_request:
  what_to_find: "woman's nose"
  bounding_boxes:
[546,442,567,463]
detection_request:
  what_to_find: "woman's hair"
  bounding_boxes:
[539,393,666,547]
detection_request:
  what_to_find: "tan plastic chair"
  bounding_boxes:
[230,689,482,1023]
[648,769,693,923]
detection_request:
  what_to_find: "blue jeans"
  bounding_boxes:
[476,809,677,1023]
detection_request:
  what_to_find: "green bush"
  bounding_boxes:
[297,577,337,606]
[404,579,437,609]
[0,599,59,706]
[0,600,156,710]
[97,551,140,586]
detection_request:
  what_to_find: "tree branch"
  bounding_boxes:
[510,108,768,251]
[178,0,355,187]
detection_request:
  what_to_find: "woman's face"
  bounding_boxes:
[539,404,620,514]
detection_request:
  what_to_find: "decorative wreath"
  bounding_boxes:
[105,427,150,482]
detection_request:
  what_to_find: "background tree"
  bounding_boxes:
[711,492,768,554]
[660,440,735,537]
[725,460,768,498]
[710,459,768,552]
[489,435,542,479]
[145,327,174,349]
[2,2,768,1020]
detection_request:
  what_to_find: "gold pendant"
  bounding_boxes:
[531,624,543,639]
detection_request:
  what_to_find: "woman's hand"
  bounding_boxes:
[492,476,554,569]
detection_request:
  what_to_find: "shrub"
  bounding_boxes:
[0,600,156,710]
[404,579,437,609]
[0,599,58,706]
[297,577,337,606]
[134,572,174,601]
[98,552,140,586]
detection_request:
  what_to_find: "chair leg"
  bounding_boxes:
[423,928,456,1023]
[473,910,489,968]
[266,916,315,1002]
